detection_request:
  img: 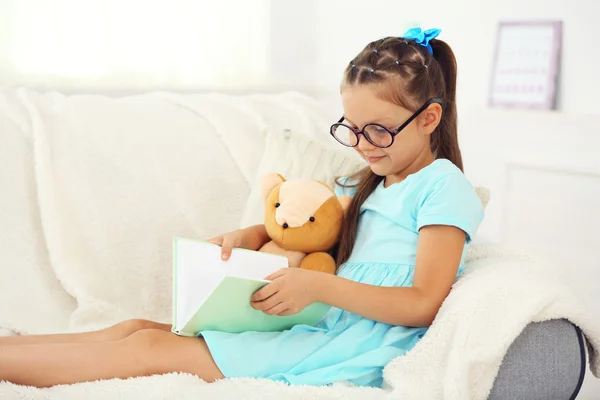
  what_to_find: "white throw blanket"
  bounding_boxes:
[1,244,599,400]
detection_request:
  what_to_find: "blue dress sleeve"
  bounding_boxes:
[416,172,484,243]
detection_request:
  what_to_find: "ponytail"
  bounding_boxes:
[430,39,463,172]
[333,169,382,267]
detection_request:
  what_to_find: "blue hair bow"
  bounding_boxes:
[403,27,441,54]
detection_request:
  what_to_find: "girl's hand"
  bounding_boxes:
[251,268,321,316]
[208,225,270,260]
[207,229,247,260]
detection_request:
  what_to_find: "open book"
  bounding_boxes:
[171,237,331,337]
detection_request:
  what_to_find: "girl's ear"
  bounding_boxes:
[261,172,286,201]
[422,102,443,136]
[338,195,352,212]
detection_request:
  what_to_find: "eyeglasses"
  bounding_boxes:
[329,97,443,148]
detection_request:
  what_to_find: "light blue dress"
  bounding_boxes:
[201,159,485,388]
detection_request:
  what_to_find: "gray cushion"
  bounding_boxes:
[488,319,585,400]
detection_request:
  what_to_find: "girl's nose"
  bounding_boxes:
[356,134,376,151]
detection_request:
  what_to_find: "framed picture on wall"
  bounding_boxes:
[489,20,563,110]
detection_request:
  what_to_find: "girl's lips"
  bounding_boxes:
[366,155,385,163]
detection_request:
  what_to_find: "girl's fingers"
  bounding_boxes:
[265,268,288,281]
[251,295,281,312]
[220,236,239,260]
[251,281,279,303]
[276,307,297,316]
[263,302,289,316]
[207,236,233,260]
[207,236,223,245]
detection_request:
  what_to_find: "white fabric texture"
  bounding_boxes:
[239,127,365,228]
[0,89,75,335]
[154,91,344,187]
[0,328,17,337]
[383,246,600,399]
[0,376,386,400]
[1,88,266,332]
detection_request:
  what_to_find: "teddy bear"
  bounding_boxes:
[258,172,351,274]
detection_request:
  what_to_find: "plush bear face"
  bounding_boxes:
[262,175,347,253]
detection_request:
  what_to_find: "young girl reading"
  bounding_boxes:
[0,27,484,388]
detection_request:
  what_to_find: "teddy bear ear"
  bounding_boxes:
[338,194,352,211]
[261,172,286,201]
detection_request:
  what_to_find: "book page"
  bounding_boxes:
[223,246,288,281]
[174,238,225,331]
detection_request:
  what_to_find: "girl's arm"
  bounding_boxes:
[240,224,271,251]
[316,225,466,327]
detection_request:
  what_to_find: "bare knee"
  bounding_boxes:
[124,328,169,348]
[112,319,165,338]
[121,329,172,374]
[121,329,224,381]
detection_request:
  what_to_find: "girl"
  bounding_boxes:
[0,27,484,388]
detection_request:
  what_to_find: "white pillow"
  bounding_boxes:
[239,128,366,228]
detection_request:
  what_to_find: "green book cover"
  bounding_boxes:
[171,237,331,336]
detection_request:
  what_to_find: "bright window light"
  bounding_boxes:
[4,0,269,90]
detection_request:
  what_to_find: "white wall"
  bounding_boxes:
[0,0,270,92]
[301,0,600,116]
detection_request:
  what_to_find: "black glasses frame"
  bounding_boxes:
[329,97,444,148]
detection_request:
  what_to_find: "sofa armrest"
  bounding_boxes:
[488,318,585,400]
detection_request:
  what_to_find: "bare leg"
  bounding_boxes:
[0,319,171,346]
[0,328,224,388]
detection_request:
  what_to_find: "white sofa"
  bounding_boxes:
[0,88,597,400]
